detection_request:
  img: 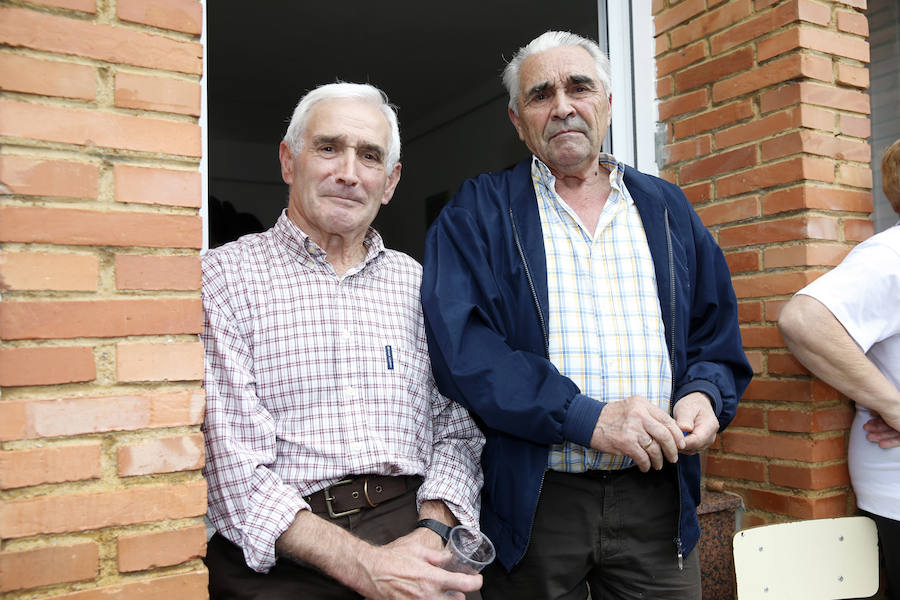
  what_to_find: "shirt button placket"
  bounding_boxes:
[339,280,367,463]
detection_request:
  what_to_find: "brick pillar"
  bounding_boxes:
[0,1,208,597]
[654,0,872,527]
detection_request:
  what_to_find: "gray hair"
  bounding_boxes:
[502,31,612,115]
[283,82,401,171]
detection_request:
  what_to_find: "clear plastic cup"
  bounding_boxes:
[441,525,496,574]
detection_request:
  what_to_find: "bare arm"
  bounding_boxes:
[778,294,900,444]
[275,503,480,600]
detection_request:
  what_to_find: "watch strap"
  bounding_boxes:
[415,518,452,543]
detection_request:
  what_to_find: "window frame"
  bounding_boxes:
[602,0,659,175]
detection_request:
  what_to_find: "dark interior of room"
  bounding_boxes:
[207,1,600,260]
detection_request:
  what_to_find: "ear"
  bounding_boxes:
[279,141,295,184]
[381,163,402,206]
[508,107,525,142]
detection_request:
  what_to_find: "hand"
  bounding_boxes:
[590,395,686,472]
[357,542,481,600]
[864,412,900,449]
[384,527,444,555]
[276,509,479,600]
[673,392,719,454]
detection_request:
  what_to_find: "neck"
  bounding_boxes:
[287,208,369,276]
[318,232,368,276]
[549,160,613,234]
[549,159,610,200]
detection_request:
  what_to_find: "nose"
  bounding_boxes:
[550,91,575,120]
[335,149,359,185]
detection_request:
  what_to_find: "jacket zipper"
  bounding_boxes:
[509,208,549,356]
[664,208,685,571]
[509,208,548,557]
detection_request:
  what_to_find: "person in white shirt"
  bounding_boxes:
[779,138,900,600]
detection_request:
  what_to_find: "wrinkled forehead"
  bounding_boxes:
[518,45,600,93]
[304,98,391,146]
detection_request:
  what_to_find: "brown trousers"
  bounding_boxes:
[206,487,420,599]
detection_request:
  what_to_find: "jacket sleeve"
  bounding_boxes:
[673,206,752,430]
[421,199,603,449]
[413,287,485,528]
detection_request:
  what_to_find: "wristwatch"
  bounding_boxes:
[415,518,452,543]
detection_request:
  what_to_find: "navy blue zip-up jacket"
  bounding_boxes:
[421,158,752,571]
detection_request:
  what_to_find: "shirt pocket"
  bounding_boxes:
[359,340,432,459]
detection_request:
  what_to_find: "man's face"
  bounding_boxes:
[509,45,611,174]
[279,98,401,242]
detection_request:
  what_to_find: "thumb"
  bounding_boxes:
[675,415,694,433]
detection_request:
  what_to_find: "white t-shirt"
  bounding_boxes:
[797,223,900,520]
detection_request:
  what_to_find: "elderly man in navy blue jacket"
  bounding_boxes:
[421,31,752,600]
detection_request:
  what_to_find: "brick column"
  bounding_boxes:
[654,0,872,527]
[0,1,208,597]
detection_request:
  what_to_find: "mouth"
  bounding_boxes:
[322,191,365,204]
[548,129,585,141]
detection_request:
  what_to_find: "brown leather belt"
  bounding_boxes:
[305,475,421,519]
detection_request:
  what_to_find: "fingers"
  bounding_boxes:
[681,413,718,454]
[652,410,687,459]
[631,410,683,471]
[438,572,482,595]
[866,428,900,445]
[642,438,664,471]
[592,396,689,470]
[863,416,892,433]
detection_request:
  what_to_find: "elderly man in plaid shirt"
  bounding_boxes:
[201,82,485,600]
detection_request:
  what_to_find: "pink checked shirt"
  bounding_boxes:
[201,212,484,573]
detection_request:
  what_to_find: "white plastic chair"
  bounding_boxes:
[732,516,879,600]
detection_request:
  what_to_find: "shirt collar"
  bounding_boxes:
[272,210,385,270]
[531,154,630,205]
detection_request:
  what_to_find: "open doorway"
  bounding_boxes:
[207,2,600,260]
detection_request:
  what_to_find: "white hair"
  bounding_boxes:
[283,82,401,171]
[502,31,612,115]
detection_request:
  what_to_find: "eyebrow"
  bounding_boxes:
[569,74,596,87]
[311,135,385,158]
[525,74,597,99]
[311,134,344,147]
[358,143,385,159]
[526,82,551,99]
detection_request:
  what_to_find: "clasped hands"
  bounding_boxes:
[589,392,718,472]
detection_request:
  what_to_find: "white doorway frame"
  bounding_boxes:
[602,0,659,175]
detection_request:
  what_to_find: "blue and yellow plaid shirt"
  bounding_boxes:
[531,155,672,472]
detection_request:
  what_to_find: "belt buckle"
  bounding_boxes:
[324,478,361,519]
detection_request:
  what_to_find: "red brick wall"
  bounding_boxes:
[654,0,872,527]
[0,0,208,596]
